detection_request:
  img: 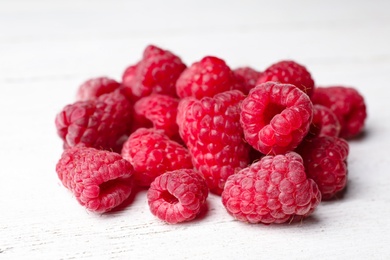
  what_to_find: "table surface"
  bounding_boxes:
[1,0,390,259]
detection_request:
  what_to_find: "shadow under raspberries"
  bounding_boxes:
[348,128,369,142]
[228,214,322,229]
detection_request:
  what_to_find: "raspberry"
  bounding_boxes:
[147,169,208,224]
[121,45,186,101]
[56,146,134,213]
[176,56,238,99]
[55,89,133,152]
[311,86,367,139]
[240,82,313,155]
[177,90,250,195]
[132,94,180,139]
[306,104,341,140]
[222,152,321,224]
[298,136,349,200]
[233,66,262,94]
[121,128,193,187]
[257,60,315,97]
[76,77,121,101]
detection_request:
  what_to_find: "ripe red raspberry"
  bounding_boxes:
[76,77,121,101]
[311,86,367,139]
[257,60,315,97]
[176,56,239,99]
[222,152,321,224]
[132,94,180,139]
[121,45,186,101]
[55,89,133,152]
[147,169,209,224]
[121,128,193,187]
[233,66,262,94]
[298,136,349,200]
[240,82,313,155]
[306,104,341,140]
[177,90,250,195]
[56,146,134,213]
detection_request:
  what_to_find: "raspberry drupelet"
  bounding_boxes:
[147,169,209,224]
[240,82,313,155]
[56,146,134,213]
[222,152,321,224]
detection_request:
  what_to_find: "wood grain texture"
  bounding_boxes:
[1,0,390,259]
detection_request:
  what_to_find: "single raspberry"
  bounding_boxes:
[176,56,239,99]
[147,169,208,224]
[240,82,313,155]
[121,45,186,101]
[233,66,262,94]
[132,94,180,139]
[257,60,315,97]
[305,104,341,140]
[121,128,193,187]
[56,146,134,213]
[222,152,321,224]
[76,77,121,101]
[55,89,133,152]
[297,136,349,200]
[177,90,250,195]
[311,86,367,139]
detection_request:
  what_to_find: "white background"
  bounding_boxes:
[1,0,390,259]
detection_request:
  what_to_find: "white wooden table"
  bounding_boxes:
[1,0,390,259]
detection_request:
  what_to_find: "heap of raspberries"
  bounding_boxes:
[55,44,367,225]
